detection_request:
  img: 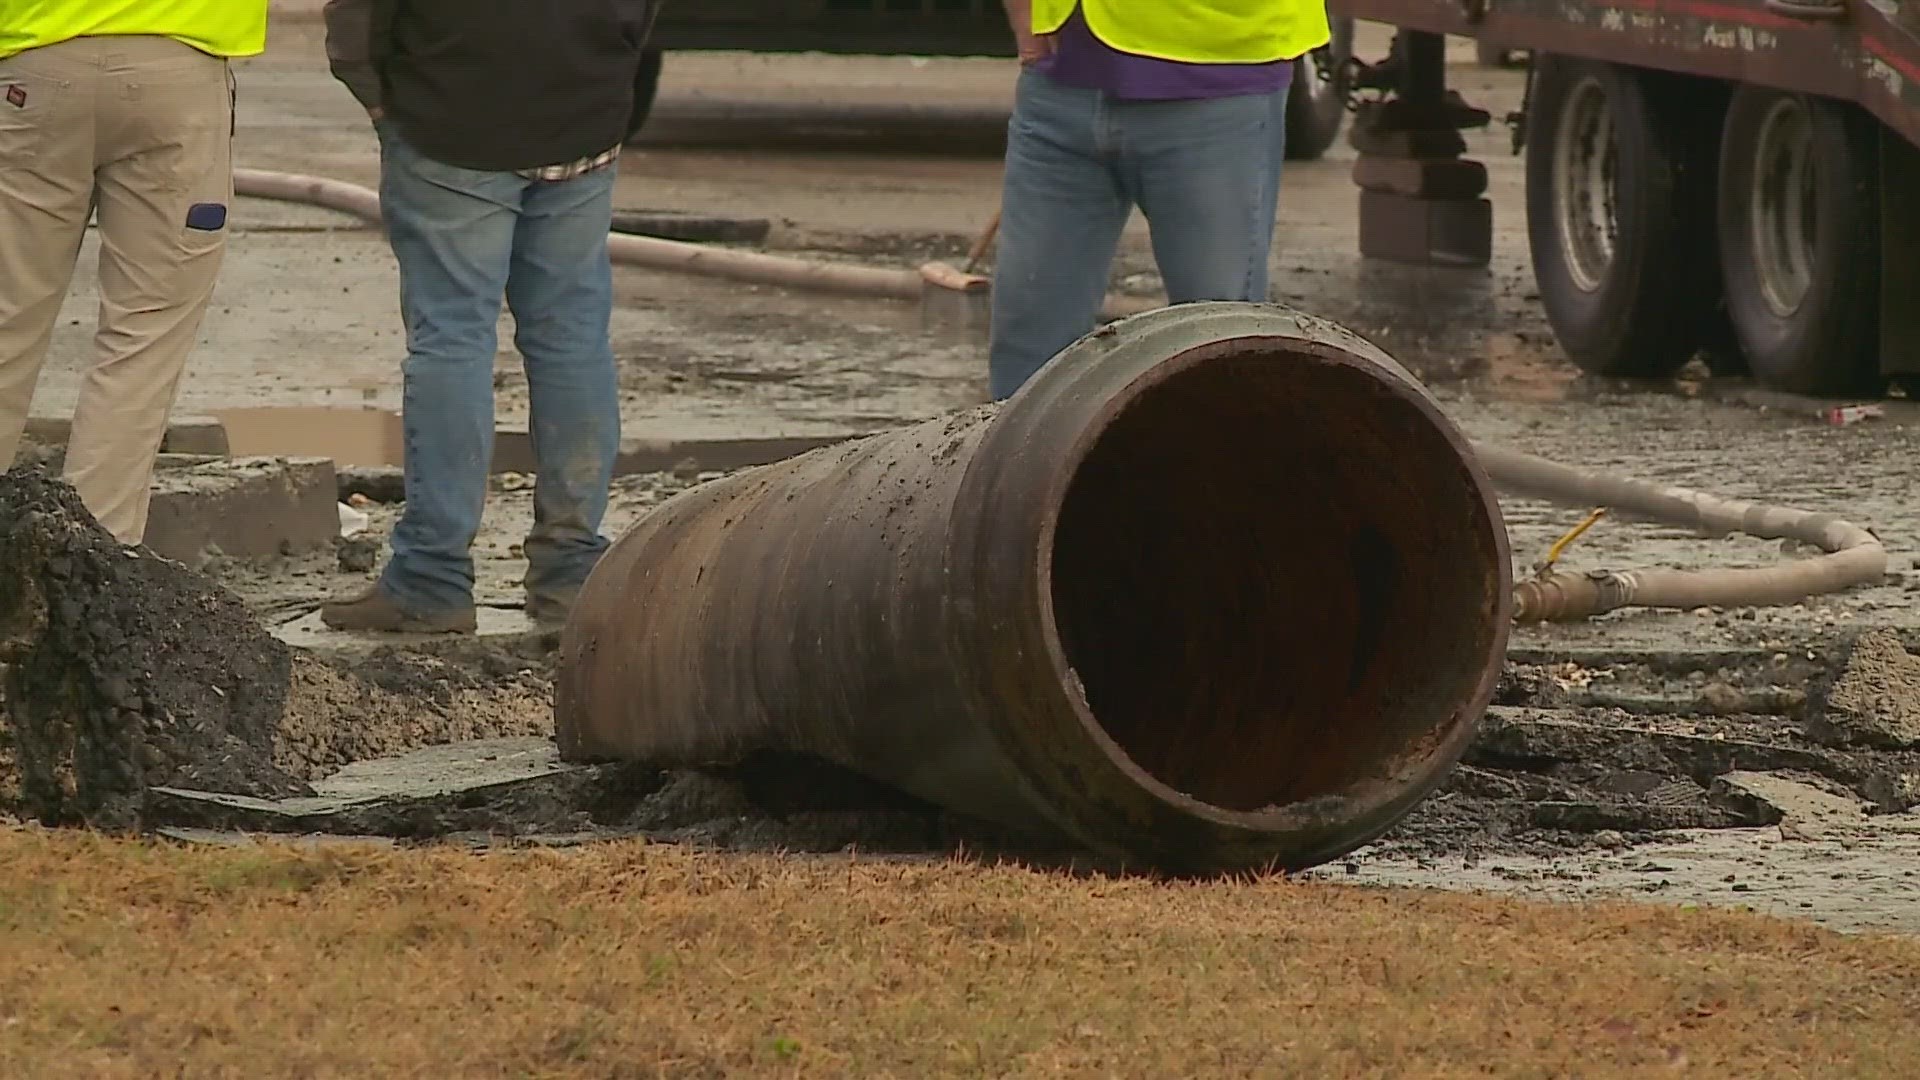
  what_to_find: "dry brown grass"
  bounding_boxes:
[1,826,1917,1078]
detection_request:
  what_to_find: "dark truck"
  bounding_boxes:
[1329,0,1920,395]
[638,2,1360,161]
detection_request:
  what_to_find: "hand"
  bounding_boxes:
[367,105,385,122]
[1015,30,1056,66]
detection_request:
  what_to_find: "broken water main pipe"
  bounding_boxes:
[553,304,1887,871]
[558,304,1516,872]
[233,168,1887,625]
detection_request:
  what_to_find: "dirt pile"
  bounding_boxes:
[0,469,553,828]
[1809,629,1920,748]
[275,650,550,781]
[0,467,304,827]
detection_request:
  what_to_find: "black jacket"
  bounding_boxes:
[323,0,657,172]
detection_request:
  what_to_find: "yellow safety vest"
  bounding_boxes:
[1032,0,1328,65]
[0,0,268,61]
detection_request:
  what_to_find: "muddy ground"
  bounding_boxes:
[9,21,1920,933]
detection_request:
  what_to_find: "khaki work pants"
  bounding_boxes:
[0,35,233,543]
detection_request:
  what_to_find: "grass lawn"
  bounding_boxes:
[0,825,1915,1077]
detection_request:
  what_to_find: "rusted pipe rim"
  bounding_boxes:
[961,304,1512,859]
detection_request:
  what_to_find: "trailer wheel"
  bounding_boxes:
[1717,87,1879,396]
[1284,18,1354,161]
[1525,58,1722,378]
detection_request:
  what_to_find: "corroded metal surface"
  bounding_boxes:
[555,302,1513,872]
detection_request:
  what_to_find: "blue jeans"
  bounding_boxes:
[374,123,621,613]
[988,70,1290,400]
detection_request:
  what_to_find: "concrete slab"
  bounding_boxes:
[314,737,571,803]
[144,456,339,564]
[1711,772,1875,841]
[147,737,601,834]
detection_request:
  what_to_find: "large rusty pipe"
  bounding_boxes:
[556,304,1512,872]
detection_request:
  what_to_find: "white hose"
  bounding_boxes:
[234,168,925,299]
[1476,444,1886,622]
[233,169,1158,316]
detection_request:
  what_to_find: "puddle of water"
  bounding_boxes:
[218,406,403,467]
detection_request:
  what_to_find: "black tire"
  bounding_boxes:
[1524,57,1724,378]
[1716,86,1880,396]
[624,46,665,145]
[1284,18,1354,161]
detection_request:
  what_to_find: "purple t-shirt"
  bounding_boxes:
[1033,6,1294,101]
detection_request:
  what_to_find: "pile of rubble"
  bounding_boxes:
[1367,629,1920,861]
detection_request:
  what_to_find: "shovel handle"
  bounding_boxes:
[961,211,1002,275]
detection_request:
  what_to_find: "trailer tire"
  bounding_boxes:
[1284,18,1354,161]
[1525,58,1721,379]
[1717,87,1879,396]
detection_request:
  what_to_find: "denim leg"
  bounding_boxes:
[375,123,523,612]
[1120,87,1290,304]
[505,166,620,598]
[988,69,1131,401]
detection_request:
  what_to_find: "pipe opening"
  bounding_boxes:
[1047,348,1505,813]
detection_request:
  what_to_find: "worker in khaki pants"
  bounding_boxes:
[0,2,266,544]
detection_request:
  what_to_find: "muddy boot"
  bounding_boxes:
[319,584,478,634]
[526,585,581,629]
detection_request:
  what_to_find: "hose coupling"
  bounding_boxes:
[1511,569,1635,623]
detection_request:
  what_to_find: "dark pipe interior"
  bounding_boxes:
[1048,350,1504,812]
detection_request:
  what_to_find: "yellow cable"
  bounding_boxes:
[1541,507,1608,570]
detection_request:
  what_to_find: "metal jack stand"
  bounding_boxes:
[1349,31,1493,267]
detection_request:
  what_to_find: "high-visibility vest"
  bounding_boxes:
[0,0,269,61]
[1032,0,1328,65]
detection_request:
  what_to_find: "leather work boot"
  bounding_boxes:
[319,584,478,634]
[525,585,581,629]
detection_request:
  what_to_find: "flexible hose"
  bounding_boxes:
[234,169,925,299]
[232,169,1155,318]
[1476,444,1886,622]
[231,168,1887,622]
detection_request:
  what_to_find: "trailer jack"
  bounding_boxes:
[1349,31,1493,267]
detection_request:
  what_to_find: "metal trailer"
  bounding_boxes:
[1330,0,1920,395]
